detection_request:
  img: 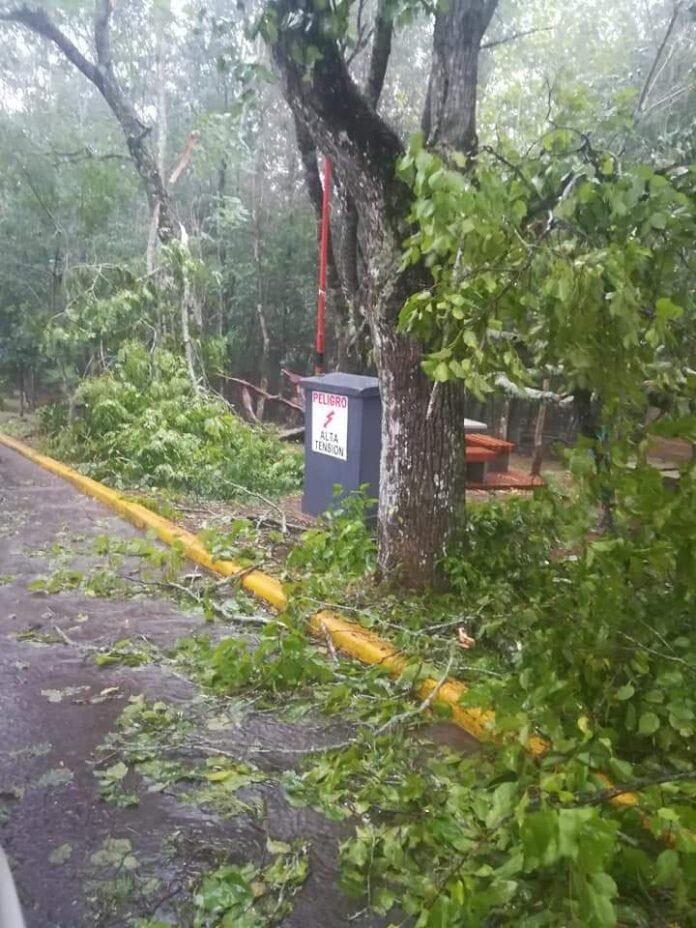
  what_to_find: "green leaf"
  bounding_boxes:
[655,297,683,322]
[433,361,450,382]
[654,849,679,887]
[638,711,660,735]
[49,843,73,865]
[650,212,667,229]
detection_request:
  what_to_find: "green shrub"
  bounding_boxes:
[40,341,302,499]
[286,487,377,581]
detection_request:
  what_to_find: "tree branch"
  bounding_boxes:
[580,770,695,806]
[365,0,393,108]
[481,26,552,50]
[267,0,403,223]
[635,2,683,115]
[292,108,357,332]
[216,373,304,413]
[293,112,324,214]
[93,0,113,72]
[1,0,177,242]
[422,0,499,152]
[0,4,102,89]
[168,130,200,188]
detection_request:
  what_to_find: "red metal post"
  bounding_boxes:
[314,157,332,375]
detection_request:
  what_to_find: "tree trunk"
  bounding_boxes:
[252,161,270,419]
[574,388,615,532]
[498,397,511,439]
[531,380,549,476]
[181,270,198,393]
[18,365,24,418]
[373,319,468,588]
[266,0,497,589]
[422,0,497,153]
[147,20,168,276]
[255,302,271,420]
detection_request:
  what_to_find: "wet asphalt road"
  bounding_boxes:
[0,443,385,928]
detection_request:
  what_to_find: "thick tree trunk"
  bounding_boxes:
[372,318,467,588]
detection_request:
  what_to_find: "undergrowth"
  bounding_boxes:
[185,470,695,927]
[38,341,302,499]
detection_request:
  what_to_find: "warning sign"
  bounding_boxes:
[311,391,348,460]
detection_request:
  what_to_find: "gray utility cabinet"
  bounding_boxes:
[301,373,381,517]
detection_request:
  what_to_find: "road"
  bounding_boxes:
[0,442,381,928]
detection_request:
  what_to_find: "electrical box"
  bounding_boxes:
[301,373,381,517]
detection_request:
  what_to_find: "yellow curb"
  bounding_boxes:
[0,432,678,839]
[310,610,502,744]
[0,433,287,611]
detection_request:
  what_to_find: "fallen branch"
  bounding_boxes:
[163,579,271,623]
[579,770,695,806]
[375,652,455,736]
[495,374,573,405]
[168,130,200,188]
[278,426,305,442]
[53,625,99,652]
[191,738,357,758]
[481,26,552,50]
[217,372,304,413]
[319,620,339,662]
[224,481,288,534]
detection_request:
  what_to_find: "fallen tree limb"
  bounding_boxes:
[217,372,304,413]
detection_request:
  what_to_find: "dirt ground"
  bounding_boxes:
[0,443,389,928]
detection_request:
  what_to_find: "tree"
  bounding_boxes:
[0,0,177,243]
[0,1,211,391]
[262,0,499,588]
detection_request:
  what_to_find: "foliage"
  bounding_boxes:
[40,341,302,498]
[193,840,309,927]
[285,487,377,583]
[206,622,335,695]
[185,463,696,926]
[398,129,695,428]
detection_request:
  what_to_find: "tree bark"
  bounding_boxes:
[373,319,467,588]
[147,12,169,276]
[421,0,497,153]
[292,113,360,368]
[251,159,271,418]
[180,250,199,392]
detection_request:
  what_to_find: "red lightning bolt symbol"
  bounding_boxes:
[322,410,335,429]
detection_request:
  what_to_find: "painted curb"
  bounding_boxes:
[0,433,287,611]
[0,433,675,835]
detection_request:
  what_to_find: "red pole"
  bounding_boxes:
[314,157,332,375]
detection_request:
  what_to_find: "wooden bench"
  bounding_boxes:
[466,433,514,473]
[464,445,499,482]
[467,433,515,453]
[465,446,498,462]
